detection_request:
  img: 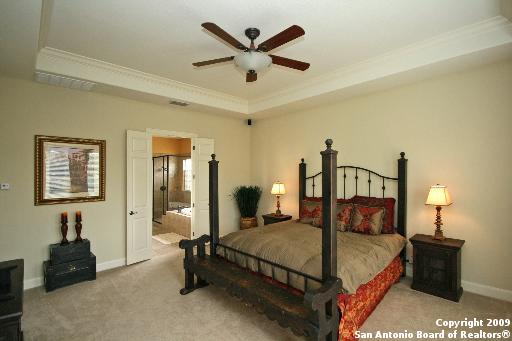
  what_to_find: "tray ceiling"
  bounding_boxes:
[45,0,502,99]
[1,0,512,116]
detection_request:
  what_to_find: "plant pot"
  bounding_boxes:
[240,217,258,230]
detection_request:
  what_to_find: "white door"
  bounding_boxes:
[126,130,152,265]
[191,138,214,239]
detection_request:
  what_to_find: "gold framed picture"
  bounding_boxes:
[35,135,106,205]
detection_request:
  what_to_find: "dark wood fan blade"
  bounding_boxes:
[269,55,310,71]
[258,25,305,52]
[193,56,234,67]
[202,23,247,50]
[246,72,257,82]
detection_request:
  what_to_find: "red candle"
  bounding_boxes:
[76,211,82,222]
[61,212,68,223]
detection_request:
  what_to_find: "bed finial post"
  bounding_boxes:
[209,153,220,256]
[397,152,408,274]
[321,139,338,281]
[299,158,306,216]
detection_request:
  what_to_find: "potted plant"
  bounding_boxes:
[232,186,263,229]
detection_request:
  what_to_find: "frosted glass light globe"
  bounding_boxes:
[234,51,272,72]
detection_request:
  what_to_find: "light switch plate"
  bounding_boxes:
[1,183,10,190]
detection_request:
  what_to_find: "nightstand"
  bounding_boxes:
[262,213,292,225]
[410,234,465,302]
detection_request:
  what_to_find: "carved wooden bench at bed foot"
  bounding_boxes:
[179,235,341,340]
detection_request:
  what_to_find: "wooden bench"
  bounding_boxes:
[179,236,341,339]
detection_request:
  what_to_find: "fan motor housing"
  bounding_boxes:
[245,28,260,41]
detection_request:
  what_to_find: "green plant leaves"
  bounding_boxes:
[231,186,263,217]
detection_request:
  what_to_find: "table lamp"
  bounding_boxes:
[270,181,286,216]
[425,184,453,240]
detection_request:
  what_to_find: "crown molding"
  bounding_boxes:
[35,16,512,117]
[249,16,512,114]
[36,47,249,114]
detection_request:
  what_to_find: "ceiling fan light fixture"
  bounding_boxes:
[234,51,272,72]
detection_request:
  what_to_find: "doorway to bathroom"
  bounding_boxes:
[126,128,213,265]
[151,136,192,255]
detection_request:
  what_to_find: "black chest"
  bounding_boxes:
[43,240,96,292]
[410,234,464,302]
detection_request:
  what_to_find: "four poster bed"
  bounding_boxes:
[179,139,408,340]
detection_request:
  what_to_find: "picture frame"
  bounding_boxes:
[35,135,106,205]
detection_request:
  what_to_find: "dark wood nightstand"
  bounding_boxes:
[262,213,292,225]
[410,234,465,302]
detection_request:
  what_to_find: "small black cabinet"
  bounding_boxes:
[410,234,464,302]
[262,214,292,225]
[44,240,96,292]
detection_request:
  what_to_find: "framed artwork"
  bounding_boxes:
[35,135,106,205]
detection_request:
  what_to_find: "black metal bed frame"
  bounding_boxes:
[218,243,323,289]
[179,140,408,340]
[299,151,408,273]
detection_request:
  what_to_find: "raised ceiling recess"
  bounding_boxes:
[1,0,512,116]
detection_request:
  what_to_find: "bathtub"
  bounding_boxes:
[162,209,191,238]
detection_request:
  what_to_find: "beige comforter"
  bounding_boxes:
[217,220,406,294]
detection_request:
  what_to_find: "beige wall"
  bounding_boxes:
[152,137,191,156]
[251,59,512,292]
[1,60,511,293]
[0,77,251,281]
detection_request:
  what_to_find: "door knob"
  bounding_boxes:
[129,211,137,215]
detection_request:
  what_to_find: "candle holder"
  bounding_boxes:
[75,214,83,242]
[60,214,69,245]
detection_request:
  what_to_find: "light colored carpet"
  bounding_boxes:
[152,233,185,245]
[23,245,512,341]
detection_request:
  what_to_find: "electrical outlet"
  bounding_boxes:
[0,183,10,190]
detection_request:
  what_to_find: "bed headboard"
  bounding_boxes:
[299,149,408,239]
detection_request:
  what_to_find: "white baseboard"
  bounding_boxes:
[461,280,512,302]
[24,277,44,290]
[96,258,126,272]
[405,263,512,302]
[23,257,126,290]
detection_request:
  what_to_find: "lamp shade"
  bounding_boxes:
[271,182,286,195]
[425,185,452,206]
[234,51,272,72]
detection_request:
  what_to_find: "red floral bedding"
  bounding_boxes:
[337,256,403,340]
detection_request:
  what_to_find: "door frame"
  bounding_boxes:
[145,128,198,238]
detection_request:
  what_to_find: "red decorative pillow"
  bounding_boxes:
[336,203,354,232]
[311,203,354,231]
[351,205,385,235]
[300,200,322,224]
[352,196,395,234]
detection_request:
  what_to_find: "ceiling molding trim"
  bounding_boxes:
[38,0,54,51]
[36,47,249,114]
[249,16,512,114]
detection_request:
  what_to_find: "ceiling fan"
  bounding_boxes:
[193,23,310,82]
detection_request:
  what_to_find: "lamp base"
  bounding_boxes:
[433,228,445,241]
[275,195,282,216]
